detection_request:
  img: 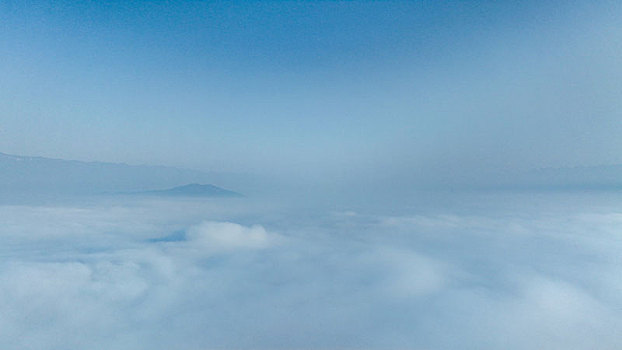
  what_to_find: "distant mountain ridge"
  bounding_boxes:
[2,151,622,196]
[413,164,622,192]
[138,183,242,197]
[0,152,240,196]
[489,165,622,192]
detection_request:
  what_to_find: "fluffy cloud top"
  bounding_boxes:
[0,193,620,349]
[186,221,276,250]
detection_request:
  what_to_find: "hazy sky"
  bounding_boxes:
[1,1,621,180]
[2,4,622,348]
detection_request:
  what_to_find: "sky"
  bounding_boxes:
[1,0,622,184]
[2,3,622,348]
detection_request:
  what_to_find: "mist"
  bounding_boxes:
[0,192,621,349]
[2,1,622,349]
[2,1,622,180]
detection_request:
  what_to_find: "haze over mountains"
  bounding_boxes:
[1,152,621,199]
[138,183,242,197]
[0,152,241,196]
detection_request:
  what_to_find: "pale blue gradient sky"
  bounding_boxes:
[1,1,621,183]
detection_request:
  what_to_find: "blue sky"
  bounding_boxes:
[1,1,621,182]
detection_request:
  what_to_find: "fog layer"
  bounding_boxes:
[1,193,620,349]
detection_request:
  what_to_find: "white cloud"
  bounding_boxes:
[0,194,620,349]
[186,221,277,251]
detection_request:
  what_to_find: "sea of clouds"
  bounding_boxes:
[0,193,621,349]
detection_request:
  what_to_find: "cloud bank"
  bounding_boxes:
[0,194,620,349]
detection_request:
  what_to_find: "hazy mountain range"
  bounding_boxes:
[501,165,622,192]
[0,152,240,196]
[136,183,242,197]
[1,152,621,197]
